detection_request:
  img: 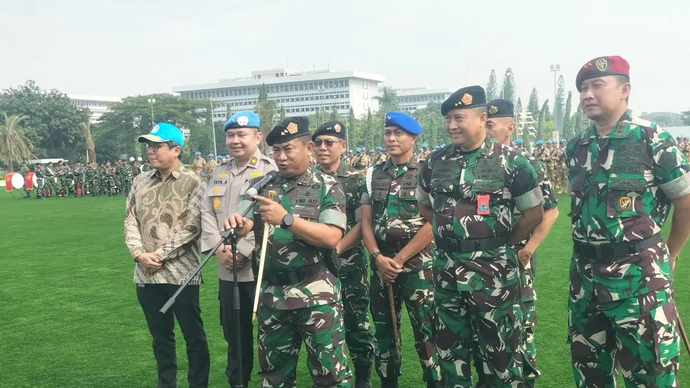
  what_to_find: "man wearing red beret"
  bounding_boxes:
[566,55,690,387]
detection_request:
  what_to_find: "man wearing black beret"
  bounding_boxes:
[225,117,353,387]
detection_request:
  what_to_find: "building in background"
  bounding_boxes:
[172,68,385,121]
[393,87,455,113]
[68,95,121,123]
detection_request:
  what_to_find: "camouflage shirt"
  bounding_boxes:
[316,160,367,272]
[566,111,690,302]
[238,165,347,310]
[416,136,544,291]
[362,157,431,272]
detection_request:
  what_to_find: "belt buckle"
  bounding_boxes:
[474,239,482,251]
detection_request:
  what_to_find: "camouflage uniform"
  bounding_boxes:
[566,112,689,388]
[45,164,57,196]
[239,166,353,388]
[417,137,544,388]
[84,165,96,196]
[362,158,441,383]
[205,157,216,178]
[316,160,375,371]
[193,156,206,176]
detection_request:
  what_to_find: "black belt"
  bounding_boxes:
[377,238,412,254]
[573,234,663,261]
[436,235,510,252]
[264,262,325,286]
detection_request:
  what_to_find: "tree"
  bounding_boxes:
[554,75,565,134]
[500,68,516,103]
[514,98,523,142]
[97,94,207,162]
[374,87,398,115]
[0,113,34,171]
[562,92,575,140]
[682,109,690,125]
[255,84,278,155]
[537,99,553,140]
[485,70,499,101]
[79,122,96,164]
[346,107,359,151]
[571,104,591,135]
[329,107,339,121]
[527,87,540,120]
[0,80,90,160]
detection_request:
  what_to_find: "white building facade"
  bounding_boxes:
[394,87,455,113]
[68,95,121,123]
[172,68,385,121]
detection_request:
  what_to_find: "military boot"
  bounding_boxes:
[354,365,371,388]
[380,377,398,388]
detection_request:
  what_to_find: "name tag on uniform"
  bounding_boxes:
[477,194,490,215]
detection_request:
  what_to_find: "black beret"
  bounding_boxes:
[266,117,310,146]
[487,99,514,118]
[441,85,486,116]
[312,121,346,141]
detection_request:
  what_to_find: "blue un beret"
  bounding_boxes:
[385,111,423,135]
[224,110,260,131]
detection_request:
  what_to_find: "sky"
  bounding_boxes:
[2,0,688,114]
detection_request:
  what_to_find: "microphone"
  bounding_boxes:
[235,171,280,216]
[245,171,280,197]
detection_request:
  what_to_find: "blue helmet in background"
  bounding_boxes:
[536,140,543,145]
[515,139,524,145]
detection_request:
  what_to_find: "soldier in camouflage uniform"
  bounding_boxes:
[193,151,206,176]
[485,99,560,388]
[567,56,690,388]
[361,111,441,388]
[353,148,371,173]
[350,148,362,170]
[417,86,545,388]
[313,121,375,388]
[45,162,57,197]
[34,163,46,199]
[205,153,216,178]
[225,117,353,388]
[419,143,430,161]
[83,163,96,196]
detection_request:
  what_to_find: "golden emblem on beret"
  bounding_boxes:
[596,58,608,72]
[619,196,631,211]
[489,105,499,115]
[286,122,298,134]
[334,124,341,133]
[213,197,221,210]
[460,93,473,105]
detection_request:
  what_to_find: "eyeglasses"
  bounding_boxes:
[146,142,175,151]
[314,139,338,148]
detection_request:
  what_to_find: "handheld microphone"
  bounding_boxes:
[245,171,280,197]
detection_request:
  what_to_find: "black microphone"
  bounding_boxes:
[245,171,280,197]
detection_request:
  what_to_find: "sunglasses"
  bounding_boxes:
[314,139,340,148]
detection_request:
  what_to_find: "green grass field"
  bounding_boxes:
[1,191,689,388]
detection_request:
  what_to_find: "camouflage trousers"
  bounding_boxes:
[257,303,353,388]
[569,286,679,388]
[474,259,539,387]
[370,267,440,382]
[339,249,374,367]
[435,283,523,388]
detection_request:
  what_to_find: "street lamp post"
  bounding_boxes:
[210,100,218,158]
[147,98,156,128]
[550,64,560,134]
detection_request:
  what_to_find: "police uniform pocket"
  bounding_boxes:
[207,185,227,213]
[606,176,645,218]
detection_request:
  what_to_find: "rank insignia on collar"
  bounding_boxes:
[619,196,631,211]
[250,157,257,165]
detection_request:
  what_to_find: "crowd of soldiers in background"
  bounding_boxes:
[24,157,152,198]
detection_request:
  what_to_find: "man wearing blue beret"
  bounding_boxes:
[200,110,276,387]
[193,151,206,176]
[361,111,442,388]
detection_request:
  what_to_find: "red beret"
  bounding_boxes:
[576,56,630,92]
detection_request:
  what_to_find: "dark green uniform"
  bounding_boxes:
[417,137,543,388]
[566,112,688,387]
[362,158,440,383]
[239,166,353,388]
[316,160,375,370]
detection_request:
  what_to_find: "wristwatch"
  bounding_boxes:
[281,214,294,229]
[370,251,382,264]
